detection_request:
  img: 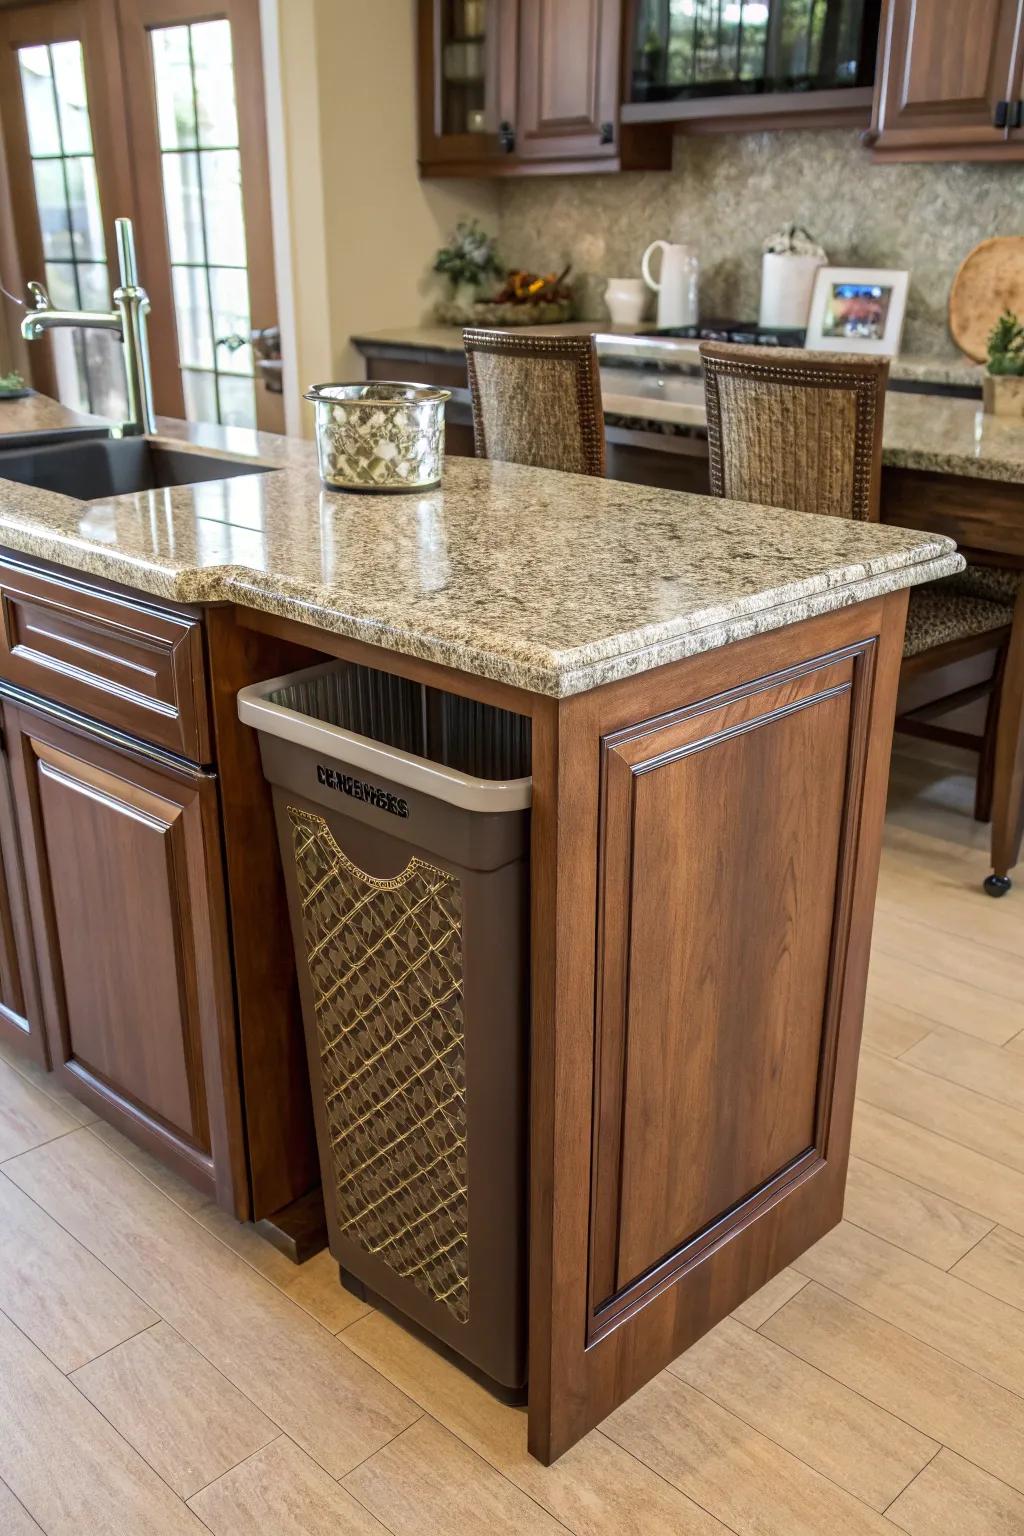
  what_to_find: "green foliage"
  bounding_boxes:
[0,370,25,394]
[433,221,502,290]
[987,310,1024,377]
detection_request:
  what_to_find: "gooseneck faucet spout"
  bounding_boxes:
[20,217,155,437]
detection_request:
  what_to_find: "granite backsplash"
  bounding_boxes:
[497,129,1019,357]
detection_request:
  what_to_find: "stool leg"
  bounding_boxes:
[987,586,1024,895]
[975,643,1007,824]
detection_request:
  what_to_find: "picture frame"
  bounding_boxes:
[805,266,910,356]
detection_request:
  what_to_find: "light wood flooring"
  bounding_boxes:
[1,738,1023,1535]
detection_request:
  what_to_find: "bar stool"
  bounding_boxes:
[699,341,1019,826]
[464,329,606,476]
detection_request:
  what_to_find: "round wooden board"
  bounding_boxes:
[949,236,1024,363]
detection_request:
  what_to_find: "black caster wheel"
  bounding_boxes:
[984,874,1012,898]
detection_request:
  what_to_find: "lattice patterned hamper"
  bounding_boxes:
[238,661,531,1390]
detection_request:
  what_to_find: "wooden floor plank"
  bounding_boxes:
[730,1267,808,1329]
[342,1309,731,1536]
[188,1437,392,1536]
[763,1283,1024,1494]
[950,1227,1024,1309]
[865,949,1022,1046]
[0,1060,76,1161]
[855,1051,1024,1173]
[0,1480,44,1536]
[870,910,1024,1010]
[886,1448,1024,1535]
[860,999,932,1060]
[874,859,1021,960]
[0,1170,158,1373]
[89,1121,370,1334]
[3,1130,418,1479]
[791,1222,1024,1398]
[0,1308,207,1535]
[602,1370,897,1536]
[0,1041,98,1126]
[665,1316,936,1511]
[71,1322,279,1499]
[851,1101,1024,1235]
[903,1027,1024,1114]
[842,1157,993,1270]
[344,1415,570,1536]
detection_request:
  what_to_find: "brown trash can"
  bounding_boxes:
[238,661,531,1390]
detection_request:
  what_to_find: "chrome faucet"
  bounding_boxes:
[21,217,155,437]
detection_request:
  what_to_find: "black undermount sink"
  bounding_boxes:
[0,435,273,501]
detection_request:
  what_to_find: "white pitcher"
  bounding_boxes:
[641,240,699,329]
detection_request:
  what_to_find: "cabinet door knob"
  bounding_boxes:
[600,120,615,144]
[499,120,515,153]
[995,99,1009,128]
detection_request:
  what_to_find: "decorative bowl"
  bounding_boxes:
[434,297,574,327]
[305,382,450,493]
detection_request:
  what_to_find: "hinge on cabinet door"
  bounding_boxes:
[600,120,614,145]
[499,120,515,153]
[995,99,1010,127]
[1012,101,1023,129]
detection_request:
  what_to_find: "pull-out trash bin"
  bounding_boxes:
[238,660,531,1391]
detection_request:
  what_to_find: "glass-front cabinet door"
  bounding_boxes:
[628,0,881,112]
[418,0,518,171]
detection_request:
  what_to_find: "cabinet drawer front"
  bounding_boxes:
[0,560,208,761]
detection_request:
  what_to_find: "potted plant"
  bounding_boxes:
[984,310,1024,418]
[433,220,502,313]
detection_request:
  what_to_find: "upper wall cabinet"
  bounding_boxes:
[417,0,670,175]
[621,0,880,131]
[869,0,1024,160]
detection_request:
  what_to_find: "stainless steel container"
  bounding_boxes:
[305,382,451,493]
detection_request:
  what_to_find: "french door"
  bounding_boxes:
[0,0,283,432]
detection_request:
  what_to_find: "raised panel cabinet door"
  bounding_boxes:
[527,595,909,1463]
[515,0,621,160]
[871,0,1022,153]
[0,725,46,1066]
[3,701,246,1214]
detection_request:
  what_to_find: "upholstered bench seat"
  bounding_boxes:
[904,564,1021,659]
[904,584,1016,658]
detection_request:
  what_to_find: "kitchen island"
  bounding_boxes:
[0,420,959,1462]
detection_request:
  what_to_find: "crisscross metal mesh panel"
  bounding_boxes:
[287,805,469,1321]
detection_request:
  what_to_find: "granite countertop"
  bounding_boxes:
[598,367,1024,486]
[351,325,985,393]
[0,417,960,696]
[0,391,108,437]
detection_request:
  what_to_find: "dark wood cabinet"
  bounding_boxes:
[417,0,669,175]
[870,0,1024,159]
[2,698,247,1213]
[0,724,45,1066]
[515,0,620,163]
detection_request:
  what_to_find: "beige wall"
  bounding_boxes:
[265,0,495,433]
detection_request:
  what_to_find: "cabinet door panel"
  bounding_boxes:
[873,0,1020,151]
[32,738,203,1139]
[516,0,620,160]
[528,596,909,1464]
[4,702,245,1213]
[608,664,852,1294]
